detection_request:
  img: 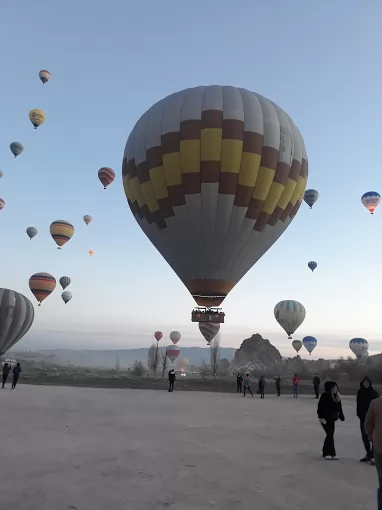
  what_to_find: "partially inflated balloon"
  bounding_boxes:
[29,273,56,306]
[122,86,308,307]
[170,330,181,345]
[166,344,180,362]
[0,199,5,211]
[50,220,74,249]
[308,261,317,272]
[0,288,35,356]
[26,227,38,240]
[199,322,220,345]
[10,142,24,158]
[274,300,306,339]
[304,189,319,209]
[292,340,302,353]
[61,291,72,304]
[303,336,317,355]
[59,276,71,290]
[83,215,92,225]
[361,192,380,215]
[349,338,369,359]
[29,109,46,129]
[98,167,115,189]
[154,331,163,341]
[39,70,51,84]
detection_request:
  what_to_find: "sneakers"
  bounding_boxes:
[360,456,370,463]
[323,455,338,460]
[332,456,338,460]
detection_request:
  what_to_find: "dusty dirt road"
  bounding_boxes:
[0,385,376,509]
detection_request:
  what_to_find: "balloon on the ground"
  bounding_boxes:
[308,261,317,272]
[361,192,380,214]
[29,109,46,129]
[292,339,302,353]
[10,142,24,158]
[39,70,51,84]
[0,288,35,356]
[122,86,308,307]
[83,215,92,225]
[88,249,94,256]
[154,331,163,341]
[26,227,38,240]
[61,291,72,304]
[304,189,319,209]
[59,276,71,290]
[0,199,5,211]
[303,336,317,355]
[98,167,115,189]
[29,273,56,306]
[50,220,74,249]
[170,330,181,344]
[349,338,369,359]
[199,322,220,345]
[274,300,306,339]
[166,344,180,362]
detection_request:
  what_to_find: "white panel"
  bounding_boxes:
[211,194,235,277]
[180,87,204,121]
[134,111,150,164]
[256,94,280,150]
[202,85,223,111]
[239,90,264,134]
[162,90,186,134]
[124,122,136,161]
[201,183,219,278]
[223,216,258,272]
[272,102,294,166]
[288,117,303,164]
[145,99,167,150]
[222,86,244,121]
[182,194,203,279]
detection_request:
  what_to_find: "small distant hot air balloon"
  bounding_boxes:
[59,276,71,290]
[154,331,163,341]
[10,142,24,158]
[61,291,72,304]
[292,340,303,353]
[50,220,74,249]
[308,261,317,272]
[26,227,38,240]
[29,109,46,130]
[199,323,220,345]
[304,189,319,209]
[170,331,181,345]
[166,344,180,363]
[0,199,5,211]
[29,272,56,306]
[349,338,369,359]
[98,167,115,189]
[83,215,92,226]
[303,336,317,355]
[39,70,51,84]
[361,192,381,215]
[88,249,94,256]
[0,288,35,356]
[0,171,3,179]
[274,300,306,339]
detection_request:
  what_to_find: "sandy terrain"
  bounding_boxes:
[0,385,376,510]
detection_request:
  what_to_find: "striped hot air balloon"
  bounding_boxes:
[50,220,74,249]
[59,276,71,290]
[154,331,163,341]
[199,322,220,345]
[39,70,51,84]
[361,192,381,214]
[302,336,317,355]
[10,142,24,158]
[274,300,306,339]
[166,344,180,363]
[29,273,56,306]
[98,167,115,189]
[0,288,35,356]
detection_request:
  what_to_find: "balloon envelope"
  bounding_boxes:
[59,276,71,290]
[170,330,181,344]
[122,86,308,307]
[98,167,115,189]
[0,199,5,211]
[304,189,319,208]
[154,331,163,341]
[292,340,302,353]
[274,300,306,338]
[29,109,46,129]
[61,291,72,304]
[0,289,35,356]
[308,261,317,272]
[83,215,92,225]
[29,273,56,305]
[39,70,51,84]
[88,249,94,256]
[361,192,380,214]
[0,170,3,179]
[349,338,369,359]
[10,142,24,158]
[166,344,180,363]
[303,336,317,355]
[199,322,220,344]
[26,227,38,240]
[50,220,74,249]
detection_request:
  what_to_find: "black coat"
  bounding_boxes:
[356,377,379,418]
[313,376,320,386]
[317,381,345,422]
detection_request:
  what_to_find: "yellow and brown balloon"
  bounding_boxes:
[29,272,56,306]
[50,220,74,249]
[29,109,46,130]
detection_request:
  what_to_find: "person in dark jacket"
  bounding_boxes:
[317,381,345,460]
[236,373,243,394]
[313,374,321,399]
[274,376,281,397]
[11,363,22,390]
[168,369,176,392]
[258,376,265,399]
[357,376,379,463]
[2,363,11,389]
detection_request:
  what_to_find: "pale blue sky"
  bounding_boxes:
[1,0,382,358]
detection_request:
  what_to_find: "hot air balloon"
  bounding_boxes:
[122,86,308,309]
[29,109,46,129]
[166,344,180,363]
[303,336,317,355]
[50,220,74,249]
[83,215,92,226]
[292,340,302,353]
[0,288,35,356]
[59,276,71,290]
[10,142,24,158]
[361,192,381,215]
[308,261,317,272]
[349,338,369,359]
[170,331,181,345]
[39,70,51,84]
[0,170,3,179]
[61,291,72,304]
[98,167,115,189]
[199,322,220,345]
[88,249,94,256]
[304,189,319,209]
[29,273,56,306]
[274,300,306,339]
[26,227,38,240]
[0,199,5,211]
[154,331,163,341]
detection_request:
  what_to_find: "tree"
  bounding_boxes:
[218,358,230,375]
[159,346,168,378]
[210,335,221,379]
[147,342,160,375]
[115,355,121,372]
[131,360,145,376]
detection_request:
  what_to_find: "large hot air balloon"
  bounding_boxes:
[274,300,306,339]
[154,331,163,341]
[29,109,46,129]
[59,276,71,290]
[0,199,5,211]
[199,322,220,345]
[61,291,72,304]
[98,167,115,189]
[83,215,92,226]
[361,192,380,215]
[50,220,74,249]
[170,330,181,345]
[39,70,51,84]
[166,344,180,363]
[349,338,369,359]
[292,339,302,353]
[0,289,35,356]
[29,273,56,306]
[26,227,38,240]
[308,261,317,272]
[88,249,94,256]
[10,142,24,158]
[303,336,317,355]
[122,86,308,309]
[304,189,319,209]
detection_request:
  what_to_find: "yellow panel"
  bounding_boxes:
[221,139,243,173]
[290,176,305,206]
[141,181,160,212]
[252,166,275,201]
[262,182,285,214]
[297,177,308,201]
[123,176,136,202]
[276,178,297,210]
[150,166,168,199]
[201,128,222,161]
[130,177,146,207]
[180,140,201,174]
[163,152,182,186]
[238,152,261,187]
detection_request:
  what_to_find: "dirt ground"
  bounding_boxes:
[0,385,376,510]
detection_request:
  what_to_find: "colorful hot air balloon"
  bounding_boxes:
[170,330,181,345]
[59,276,71,290]
[154,331,163,341]
[292,339,302,353]
[274,300,306,339]
[361,192,381,215]
[10,142,24,158]
[122,86,308,308]
[29,273,56,306]
[166,344,180,363]
[39,70,51,84]
[304,189,319,209]
[0,288,35,356]
[199,322,220,345]
[88,249,94,256]
[303,336,317,355]
[0,199,5,211]
[61,291,72,304]
[83,215,92,226]
[308,261,317,272]
[29,109,46,129]
[26,227,38,240]
[50,220,74,249]
[98,167,115,189]
[349,338,369,359]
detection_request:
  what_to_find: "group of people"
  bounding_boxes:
[1,362,22,390]
[236,372,321,398]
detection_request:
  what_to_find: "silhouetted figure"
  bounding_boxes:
[11,363,21,390]
[2,363,10,388]
[258,376,265,399]
[168,369,176,392]
[274,376,281,397]
[317,381,345,460]
[243,374,254,397]
[357,376,379,463]
[236,373,243,394]
[365,395,382,509]
[292,374,300,398]
[313,374,321,399]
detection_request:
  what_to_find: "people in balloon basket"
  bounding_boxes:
[168,369,176,392]
[2,362,11,388]
[357,376,379,464]
[317,381,345,460]
[313,374,321,399]
[242,374,254,397]
[236,373,243,394]
[365,391,382,509]
[292,374,300,398]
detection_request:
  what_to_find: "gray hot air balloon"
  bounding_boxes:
[10,142,24,158]
[61,291,72,304]
[0,288,35,356]
[59,276,71,290]
[26,226,38,240]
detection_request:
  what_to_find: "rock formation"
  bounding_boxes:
[231,334,282,373]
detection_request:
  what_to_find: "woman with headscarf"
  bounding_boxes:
[357,376,379,463]
[317,381,345,460]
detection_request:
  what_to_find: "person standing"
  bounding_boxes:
[258,376,265,399]
[313,374,321,399]
[274,376,281,397]
[317,381,345,460]
[11,363,22,390]
[357,376,379,463]
[243,374,254,397]
[365,395,382,509]
[168,369,176,392]
[236,373,243,394]
[292,374,300,398]
[2,363,11,389]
